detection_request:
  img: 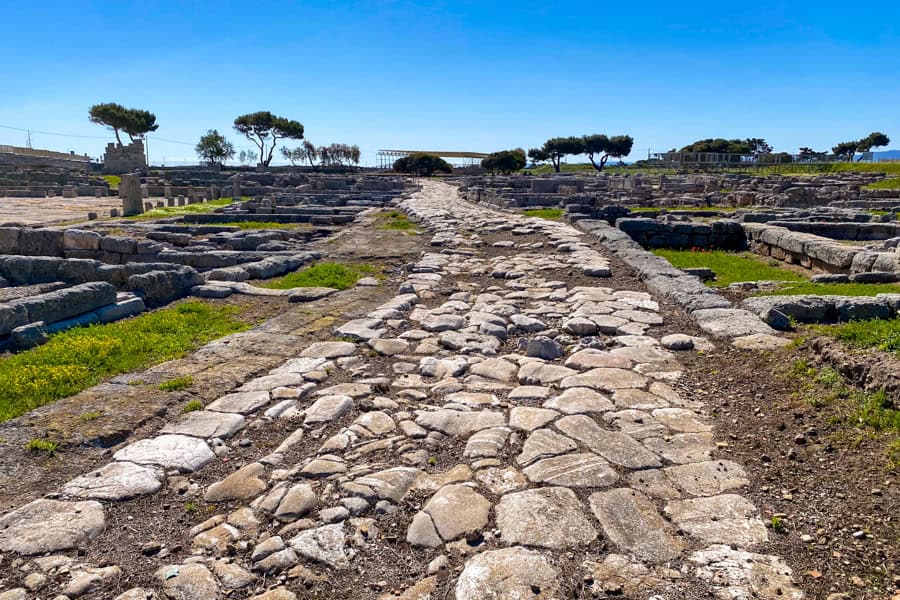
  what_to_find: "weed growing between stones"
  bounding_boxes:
[260,262,378,290]
[24,438,59,457]
[127,197,247,220]
[817,318,900,355]
[158,375,194,391]
[0,302,250,422]
[182,400,203,413]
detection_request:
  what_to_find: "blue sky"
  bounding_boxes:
[2,0,898,165]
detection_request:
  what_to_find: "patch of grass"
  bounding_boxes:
[25,438,59,457]
[376,210,418,231]
[184,501,198,513]
[757,281,900,297]
[78,411,103,422]
[523,208,564,220]
[652,249,804,287]
[102,175,121,190]
[887,439,900,470]
[261,262,378,291]
[817,318,900,355]
[866,177,900,190]
[127,197,246,220]
[0,302,251,422]
[158,375,194,392]
[218,221,307,230]
[182,399,203,413]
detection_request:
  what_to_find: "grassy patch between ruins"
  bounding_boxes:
[866,177,900,190]
[260,262,379,291]
[630,205,738,213]
[376,210,419,231]
[757,281,900,297]
[0,302,251,422]
[522,208,564,220]
[127,197,248,220]
[652,249,804,287]
[102,175,122,190]
[789,359,900,466]
[815,318,900,356]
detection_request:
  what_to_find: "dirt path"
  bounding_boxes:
[0,181,812,599]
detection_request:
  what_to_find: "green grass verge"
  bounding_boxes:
[815,318,900,356]
[866,177,900,190]
[0,302,251,422]
[757,281,900,297]
[651,249,804,287]
[127,197,248,220]
[218,221,308,230]
[523,208,564,220]
[260,262,378,291]
[376,210,418,231]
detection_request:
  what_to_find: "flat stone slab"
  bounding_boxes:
[731,333,791,350]
[0,499,105,555]
[301,341,357,358]
[304,395,353,424]
[642,432,714,464]
[693,308,777,338]
[556,415,661,469]
[516,428,578,466]
[589,488,684,563]
[561,367,649,391]
[290,524,350,569]
[422,484,491,541]
[161,411,246,439]
[352,467,421,502]
[663,460,749,497]
[523,453,618,487]
[495,487,597,549]
[665,494,768,545]
[688,544,804,600]
[62,461,163,501]
[113,434,215,473]
[544,387,614,414]
[415,409,506,437]
[206,391,271,414]
[456,547,560,600]
[270,357,328,375]
[205,462,267,502]
[469,357,517,382]
[239,372,307,392]
[288,287,338,302]
[517,362,577,385]
[565,349,634,370]
[509,407,559,431]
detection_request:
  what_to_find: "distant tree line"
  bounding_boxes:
[481,149,526,174]
[393,153,452,176]
[281,142,361,168]
[527,134,634,173]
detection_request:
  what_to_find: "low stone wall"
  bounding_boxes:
[743,223,900,274]
[765,221,900,241]
[742,294,900,330]
[615,218,746,249]
[0,281,147,351]
[572,218,777,340]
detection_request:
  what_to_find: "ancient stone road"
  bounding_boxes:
[0,181,804,599]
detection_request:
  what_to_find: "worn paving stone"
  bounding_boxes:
[415,409,506,437]
[565,349,634,370]
[509,406,559,431]
[665,494,768,545]
[516,428,577,466]
[113,434,215,473]
[0,499,105,555]
[642,432,714,464]
[304,394,353,424]
[589,488,685,563]
[205,462,267,502]
[556,414,661,469]
[456,546,561,600]
[206,390,271,414]
[544,387,614,414]
[302,341,357,358]
[161,410,246,439]
[156,563,220,598]
[495,486,597,549]
[561,367,649,391]
[62,461,163,501]
[463,427,510,458]
[421,484,491,541]
[663,460,749,497]
[523,453,618,487]
[289,523,351,569]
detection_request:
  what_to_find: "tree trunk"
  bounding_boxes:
[552,156,561,173]
[587,152,602,172]
[113,128,122,145]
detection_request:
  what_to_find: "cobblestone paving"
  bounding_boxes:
[0,181,804,599]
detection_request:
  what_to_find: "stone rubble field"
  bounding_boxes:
[0,181,805,600]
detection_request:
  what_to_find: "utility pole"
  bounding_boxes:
[26,130,32,149]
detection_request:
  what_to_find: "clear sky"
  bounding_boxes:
[2,0,898,165]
